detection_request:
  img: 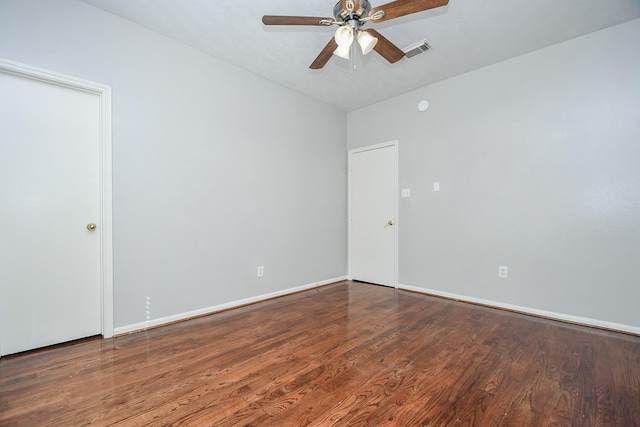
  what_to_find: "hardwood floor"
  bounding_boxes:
[1,281,639,426]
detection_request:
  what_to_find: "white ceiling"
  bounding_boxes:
[80,0,640,112]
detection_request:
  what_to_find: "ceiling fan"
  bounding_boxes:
[262,0,449,69]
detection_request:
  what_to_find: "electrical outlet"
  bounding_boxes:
[498,266,508,279]
[257,266,264,278]
[401,188,411,198]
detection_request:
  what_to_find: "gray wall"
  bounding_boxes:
[349,19,640,330]
[0,0,347,329]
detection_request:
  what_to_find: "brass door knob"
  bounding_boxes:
[87,223,97,231]
[386,220,394,227]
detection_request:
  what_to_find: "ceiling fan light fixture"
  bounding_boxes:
[357,30,378,55]
[333,25,354,59]
[333,43,352,60]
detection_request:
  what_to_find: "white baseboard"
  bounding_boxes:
[114,276,347,336]
[398,283,640,336]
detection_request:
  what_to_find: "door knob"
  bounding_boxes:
[86,223,97,231]
[386,220,394,227]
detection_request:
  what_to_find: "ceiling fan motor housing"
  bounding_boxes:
[334,0,371,22]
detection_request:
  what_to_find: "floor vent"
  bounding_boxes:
[403,40,431,59]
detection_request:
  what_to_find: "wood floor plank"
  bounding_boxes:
[1,281,639,426]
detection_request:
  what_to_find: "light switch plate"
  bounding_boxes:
[433,182,440,192]
[498,266,508,279]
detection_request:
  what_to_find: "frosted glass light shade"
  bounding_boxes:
[357,30,378,55]
[333,26,354,59]
[334,43,352,60]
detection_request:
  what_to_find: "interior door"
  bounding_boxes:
[0,70,102,356]
[349,142,397,286]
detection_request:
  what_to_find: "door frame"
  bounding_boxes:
[0,58,114,346]
[347,141,399,288]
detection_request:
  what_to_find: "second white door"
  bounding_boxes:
[349,142,397,287]
[0,69,102,356]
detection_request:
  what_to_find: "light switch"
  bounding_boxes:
[401,188,411,198]
[498,266,508,279]
[433,182,440,192]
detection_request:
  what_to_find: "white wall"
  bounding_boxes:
[349,19,640,331]
[0,0,347,329]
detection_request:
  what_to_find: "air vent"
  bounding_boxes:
[403,39,431,59]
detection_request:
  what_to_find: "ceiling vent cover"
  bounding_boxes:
[403,39,431,59]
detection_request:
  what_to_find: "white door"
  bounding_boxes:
[349,142,398,286]
[0,70,102,356]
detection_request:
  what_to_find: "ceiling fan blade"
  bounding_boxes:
[262,15,334,26]
[369,0,449,22]
[341,0,361,13]
[309,37,339,70]
[366,29,405,63]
